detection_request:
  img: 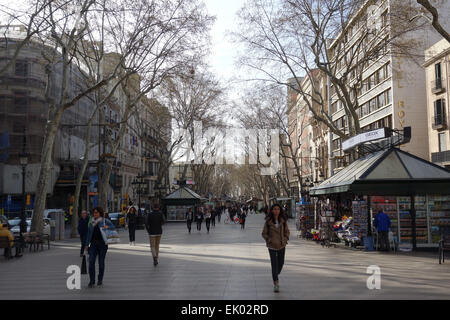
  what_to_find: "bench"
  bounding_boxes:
[0,236,15,259]
[439,234,450,264]
[34,233,50,251]
[23,232,50,252]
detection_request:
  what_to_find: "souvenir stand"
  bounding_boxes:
[295,202,314,239]
[310,146,450,250]
[162,187,206,222]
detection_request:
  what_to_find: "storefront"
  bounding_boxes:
[162,187,206,222]
[310,148,450,249]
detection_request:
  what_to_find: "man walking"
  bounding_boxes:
[77,210,89,257]
[186,208,194,234]
[374,210,391,251]
[145,203,165,266]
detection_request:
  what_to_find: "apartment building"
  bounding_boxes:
[424,38,450,169]
[287,70,329,201]
[0,25,99,215]
[327,0,450,173]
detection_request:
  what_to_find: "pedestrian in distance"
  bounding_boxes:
[186,208,194,234]
[211,208,216,228]
[84,207,114,288]
[146,203,165,266]
[78,210,89,257]
[217,207,222,223]
[196,208,204,231]
[205,209,212,233]
[240,210,247,229]
[261,204,290,293]
[374,210,391,251]
[126,206,138,246]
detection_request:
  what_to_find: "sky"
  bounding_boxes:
[203,0,245,87]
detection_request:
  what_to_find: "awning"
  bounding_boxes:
[270,197,292,201]
[163,187,204,200]
[310,148,450,196]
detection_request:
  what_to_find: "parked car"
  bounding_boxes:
[108,213,125,228]
[10,218,50,236]
[0,215,10,229]
[25,209,65,220]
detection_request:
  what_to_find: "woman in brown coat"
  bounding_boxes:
[262,204,290,292]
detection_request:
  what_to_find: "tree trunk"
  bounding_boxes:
[30,107,63,233]
[98,161,112,211]
[71,118,94,238]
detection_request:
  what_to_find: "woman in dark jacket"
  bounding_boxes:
[261,204,290,293]
[84,207,114,288]
[126,206,138,245]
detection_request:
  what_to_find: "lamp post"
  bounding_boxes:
[19,152,29,235]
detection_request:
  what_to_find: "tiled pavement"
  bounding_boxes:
[1,213,450,300]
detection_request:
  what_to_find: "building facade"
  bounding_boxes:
[424,39,450,169]
[0,25,98,216]
[327,0,450,174]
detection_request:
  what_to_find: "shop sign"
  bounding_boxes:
[342,128,388,151]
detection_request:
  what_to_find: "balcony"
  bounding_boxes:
[432,115,447,130]
[432,78,445,94]
[431,150,450,164]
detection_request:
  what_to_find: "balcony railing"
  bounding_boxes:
[432,115,447,130]
[432,78,445,94]
[431,150,450,163]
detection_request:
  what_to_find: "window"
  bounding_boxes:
[14,91,27,113]
[434,99,446,125]
[377,93,386,109]
[15,61,28,77]
[439,133,447,152]
[369,98,376,113]
[361,102,369,117]
[377,67,384,83]
[381,10,388,29]
[435,63,442,89]
[385,62,391,78]
[385,88,392,105]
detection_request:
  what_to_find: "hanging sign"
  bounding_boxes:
[342,127,389,152]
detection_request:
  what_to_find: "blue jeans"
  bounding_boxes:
[88,242,108,284]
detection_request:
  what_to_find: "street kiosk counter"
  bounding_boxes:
[162,187,206,222]
[310,148,450,249]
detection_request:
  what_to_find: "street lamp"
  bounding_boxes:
[19,152,29,235]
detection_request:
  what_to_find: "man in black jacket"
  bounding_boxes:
[146,203,165,266]
[77,210,89,257]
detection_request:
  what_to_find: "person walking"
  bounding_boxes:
[374,210,391,251]
[84,207,114,288]
[205,209,212,233]
[77,210,89,257]
[186,208,194,234]
[240,210,247,229]
[145,203,165,266]
[211,208,216,228]
[261,204,290,293]
[126,206,138,246]
[217,206,222,223]
[196,208,204,231]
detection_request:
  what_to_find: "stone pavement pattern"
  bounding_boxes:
[1,213,450,299]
